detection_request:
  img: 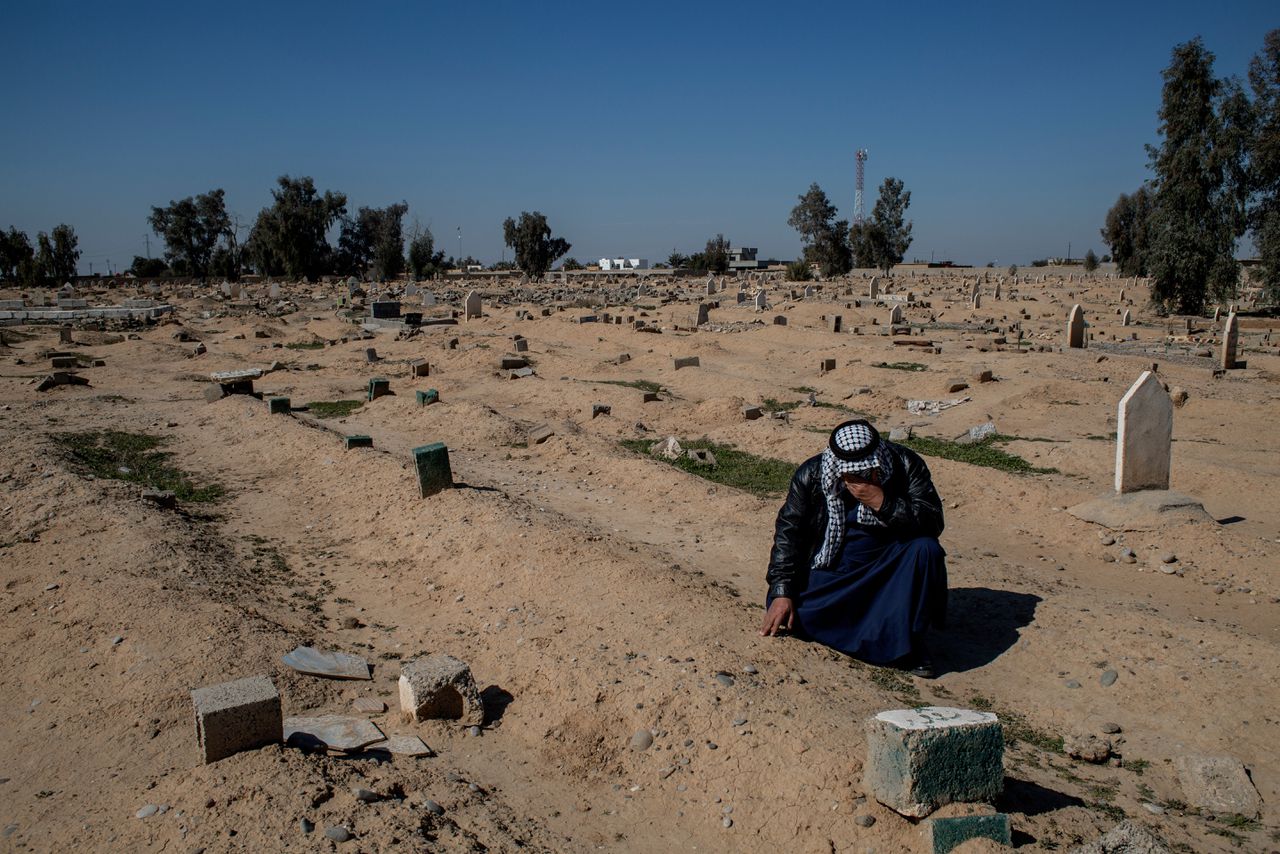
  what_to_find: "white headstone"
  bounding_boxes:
[405,282,418,297]
[1115,371,1172,494]
[1066,304,1085,348]
[1121,308,1131,326]
[754,290,767,311]
[269,282,280,300]
[1221,312,1239,369]
[421,291,436,306]
[464,290,482,320]
[869,278,879,299]
[888,305,903,325]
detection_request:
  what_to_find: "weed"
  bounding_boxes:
[1136,783,1156,802]
[873,361,927,372]
[1088,784,1118,803]
[1085,432,1118,441]
[1087,801,1126,822]
[307,400,364,419]
[52,431,224,502]
[899,434,1059,475]
[762,398,802,412]
[1221,814,1261,831]
[286,341,325,350]
[1001,708,1064,753]
[595,379,665,394]
[1125,758,1150,775]
[790,386,818,394]
[620,438,795,497]
[968,693,994,711]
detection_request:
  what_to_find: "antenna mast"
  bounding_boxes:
[854,149,869,224]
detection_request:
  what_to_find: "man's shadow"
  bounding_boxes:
[935,587,1040,675]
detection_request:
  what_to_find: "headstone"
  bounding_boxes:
[399,655,484,726]
[673,356,700,369]
[888,305,903,325]
[365,347,379,363]
[464,290,482,320]
[865,707,1003,818]
[191,675,281,764]
[413,443,452,496]
[741,405,763,420]
[754,290,767,311]
[828,315,843,333]
[971,293,981,309]
[820,358,836,374]
[59,325,73,344]
[696,303,710,326]
[1066,304,1085,348]
[344,435,373,449]
[415,389,439,407]
[269,282,281,300]
[367,378,390,400]
[405,282,418,297]
[1220,312,1238,369]
[869,278,879,299]
[924,814,1011,854]
[267,397,290,414]
[591,404,611,419]
[1121,309,1131,327]
[409,358,430,377]
[371,301,401,319]
[514,338,529,352]
[421,291,437,306]
[1114,371,1172,494]
[804,285,815,298]
[773,315,787,326]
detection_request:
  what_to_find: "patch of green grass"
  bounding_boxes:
[1220,814,1261,831]
[1206,825,1246,846]
[52,430,224,502]
[900,434,1059,475]
[873,361,927,372]
[619,438,796,497]
[790,386,818,394]
[1087,801,1126,822]
[866,666,922,704]
[762,398,802,412]
[1125,758,1151,775]
[307,399,364,419]
[1088,784,1118,803]
[999,707,1064,753]
[285,340,325,350]
[596,379,665,394]
[968,693,994,711]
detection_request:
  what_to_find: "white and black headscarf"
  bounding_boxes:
[812,420,896,570]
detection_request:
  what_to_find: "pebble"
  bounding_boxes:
[742,664,758,675]
[111,636,124,645]
[1101,553,1116,563]
[630,730,654,751]
[722,817,733,829]
[1120,549,1137,564]
[468,726,482,737]
[423,799,445,816]
[44,583,58,591]
[706,742,718,750]
[445,771,463,783]
[136,805,159,819]
[353,787,379,803]
[340,616,360,629]
[324,826,351,842]
[1101,722,1122,734]
[299,818,314,834]
[1064,680,1082,689]
[1100,669,1118,687]
[732,718,747,727]
[714,673,735,688]
[1161,553,1177,564]
[855,815,876,827]
[1099,535,1116,546]
[1,825,15,838]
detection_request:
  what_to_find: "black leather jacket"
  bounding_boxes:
[766,443,945,600]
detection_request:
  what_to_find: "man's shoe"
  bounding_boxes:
[908,658,936,679]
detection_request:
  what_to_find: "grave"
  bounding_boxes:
[924,814,1011,854]
[412,443,453,497]
[416,389,440,406]
[828,315,843,333]
[399,654,485,726]
[742,405,763,420]
[864,707,1004,817]
[754,291,766,311]
[1066,304,1085,348]
[1220,311,1239,369]
[696,303,710,325]
[514,338,529,353]
[409,358,430,377]
[344,435,373,449]
[527,424,555,446]
[820,358,836,374]
[1121,308,1132,326]
[191,675,281,764]
[59,325,73,344]
[1114,371,1171,493]
[773,315,787,326]
[367,378,391,400]
[591,404,611,418]
[464,290,482,320]
[869,278,879,299]
[267,397,290,414]
[673,356,700,369]
[888,305,903,325]
[365,347,379,363]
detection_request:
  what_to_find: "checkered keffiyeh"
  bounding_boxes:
[811,420,896,570]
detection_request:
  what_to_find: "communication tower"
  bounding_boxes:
[854,149,869,224]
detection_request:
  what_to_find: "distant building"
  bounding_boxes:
[729,247,765,270]
[599,257,649,271]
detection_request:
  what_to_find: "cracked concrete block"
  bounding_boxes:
[191,675,281,764]
[399,655,484,726]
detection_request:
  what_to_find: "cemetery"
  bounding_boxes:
[0,266,1275,852]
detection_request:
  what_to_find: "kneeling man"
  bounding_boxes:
[760,420,947,677]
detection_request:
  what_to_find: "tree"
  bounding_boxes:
[785,259,813,281]
[1144,39,1246,314]
[129,256,168,277]
[1007,264,1018,277]
[1250,29,1280,302]
[560,257,584,271]
[36,224,80,282]
[1083,249,1100,272]
[864,177,913,275]
[704,234,730,274]
[407,223,447,279]
[849,222,877,269]
[148,189,232,280]
[0,227,34,281]
[1101,187,1155,276]
[337,202,408,281]
[502,211,570,280]
[245,176,347,279]
[788,183,851,277]
[667,249,690,269]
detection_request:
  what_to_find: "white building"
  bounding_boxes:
[598,257,649,271]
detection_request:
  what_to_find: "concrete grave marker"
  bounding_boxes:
[1115,371,1172,493]
[696,303,710,326]
[869,278,879,299]
[464,290,482,320]
[367,378,390,400]
[673,356,700,369]
[1121,309,1131,327]
[828,315,843,333]
[754,290,767,311]
[409,358,430,377]
[415,389,439,406]
[1220,311,1239,369]
[865,707,1003,818]
[399,654,484,726]
[191,675,281,764]
[413,443,452,496]
[269,282,280,300]
[1066,304,1085,348]
[888,305,903,325]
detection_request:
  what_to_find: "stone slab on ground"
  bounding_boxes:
[399,654,485,726]
[284,715,385,752]
[1066,490,1213,531]
[1070,820,1172,853]
[281,645,371,680]
[865,707,1004,818]
[1173,754,1262,818]
[924,813,1012,854]
[190,675,281,764]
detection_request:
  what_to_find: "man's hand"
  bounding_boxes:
[759,597,795,636]
[844,478,885,511]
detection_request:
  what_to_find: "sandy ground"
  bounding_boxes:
[0,270,1277,853]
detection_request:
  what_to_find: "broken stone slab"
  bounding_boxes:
[1070,820,1172,854]
[366,734,434,757]
[954,421,996,445]
[673,356,700,369]
[508,366,536,379]
[1173,754,1262,818]
[1066,490,1213,531]
[742,405,763,420]
[651,436,682,460]
[412,443,453,497]
[210,368,263,382]
[591,404,611,419]
[36,372,90,391]
[526,424,555,446]
[352,697,386,714]
[281,646,372,680]
[398,654,485,726]
[924,813,1011,854]
[284,715,385,752]
[888,426,913,442]
[865,707,1003,818]
[191,675,282,764]
[344,435,373,450]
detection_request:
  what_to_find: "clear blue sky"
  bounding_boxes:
[1,0,1275,273]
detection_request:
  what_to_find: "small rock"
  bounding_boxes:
[299,818,314,834]
[742,664,758,675]
[1160,553,1177,564]
[136,805,159,819]
[1100,669,1118,687]
[353,787,379,803]
[340,616,361,630]
[468,726,482,737]
[1100,722,1122,734]
[1099,535,1115,546]
[1101,553,1116,563]
[324,826,351,842]
[111,636,124,645]
[1120,549,1137,564]
[422,799,445,816]
[732,718,747,727]
[630,730,654,751]
[1064,733,1112,763]
[722,817,733,828]
[44,583,59,591]
[714,673,735,688]
[1064,679,1082,689]
[855,815,876,828]
[1142,802,1165,814]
